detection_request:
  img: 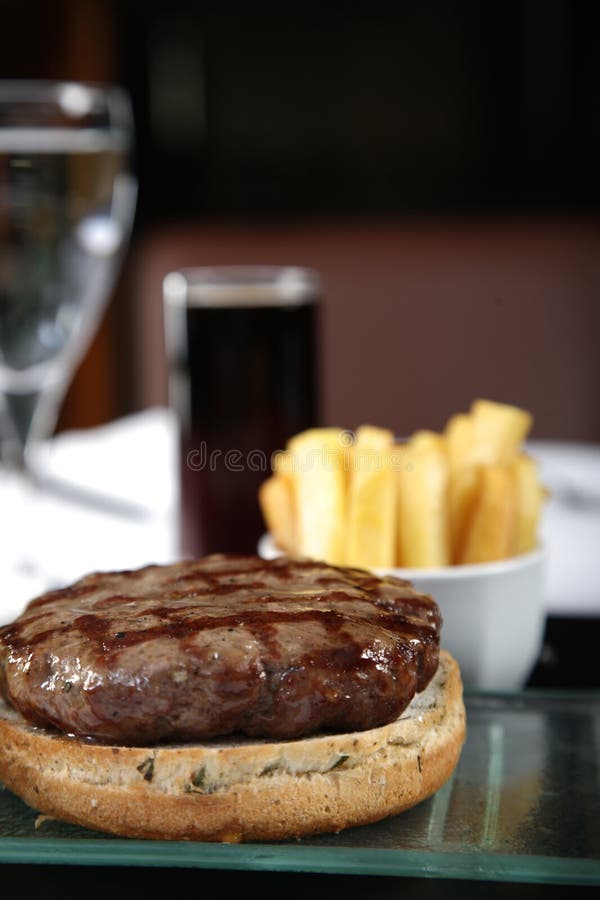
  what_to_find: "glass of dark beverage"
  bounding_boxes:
[163,265,320,557]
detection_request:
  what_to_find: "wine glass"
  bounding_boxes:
[0,81,137,604]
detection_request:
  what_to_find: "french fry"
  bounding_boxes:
[286,428,347,565]
[258,474,296,553]
[287,427,345,457]
[470,398,533,464]
[272,449,292,477]
[397,432,450,568]
[512,453,545,553]
[410,429,444,451]
[344,425,396,569]
[445,413,480,562]
[258,398,544,571]
[458,463,518,564]
[354,424,395,450]
[445,401,533,561]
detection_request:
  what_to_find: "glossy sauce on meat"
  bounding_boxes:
[0,555,441,744]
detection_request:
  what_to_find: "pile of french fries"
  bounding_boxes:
[258,398,546,569]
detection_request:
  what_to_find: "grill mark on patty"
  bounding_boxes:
[2,601,435,656]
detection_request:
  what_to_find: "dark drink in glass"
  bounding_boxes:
[163,266,319,557]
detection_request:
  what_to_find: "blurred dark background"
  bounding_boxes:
[1,0,600,440]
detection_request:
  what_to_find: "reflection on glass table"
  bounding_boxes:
[1,691,598,886]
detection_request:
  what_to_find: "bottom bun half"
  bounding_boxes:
[0,649,466,843]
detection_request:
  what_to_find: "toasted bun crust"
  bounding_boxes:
[0,650,465,842]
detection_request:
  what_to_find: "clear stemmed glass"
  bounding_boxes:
[0,81,137,603]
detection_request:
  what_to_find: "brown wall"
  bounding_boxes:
[129,217,600,443]
[3,6,598,441]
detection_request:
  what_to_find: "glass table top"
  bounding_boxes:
[1,689,599,885]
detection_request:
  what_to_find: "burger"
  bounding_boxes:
[0,554,465,842]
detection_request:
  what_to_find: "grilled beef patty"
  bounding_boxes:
[0,555,441,744]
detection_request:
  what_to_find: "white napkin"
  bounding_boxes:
[528,440,600,617]
[0,407,179,624]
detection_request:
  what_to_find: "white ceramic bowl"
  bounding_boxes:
[258,533,547,692]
